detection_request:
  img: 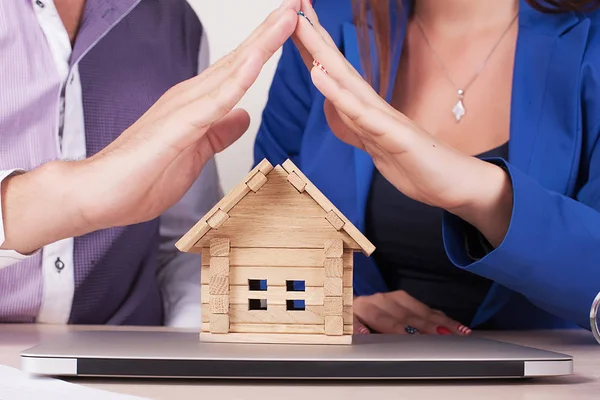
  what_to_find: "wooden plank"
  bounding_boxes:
[202,285,325,306]
[324,258,344,278]
[246,171,268,192]
[209,275,229,295]
[218,183,251,212]
[202,304,352,325]
[287,171,306,193]
[202,323,324,334]
[201,265,352,287]
[207,209,229,229]
[209,314,229,334]
[324,297,343,316]
[281,159,375,256]
[325,210,344,231]
[324,277,343,297]
[209,239,230,256]
[200,332,352,345]
[198,217,360,250]
[324,239,344,258]
[201,248,353,268]
[201,323,353,335]
[209,257,229,276]
[210,295,229,314]
[174,221,210,253]
[325,315,344,336]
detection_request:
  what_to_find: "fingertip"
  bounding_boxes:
[457,324,472,335]
[279,0,301,12]
[357,326,371,335]
[278,8,302,37]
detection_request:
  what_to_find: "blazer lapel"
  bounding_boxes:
[510,0,588,195]
[71,0,141,68]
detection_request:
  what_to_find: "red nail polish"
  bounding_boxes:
[312,59,328,74]
[436,326,452,335]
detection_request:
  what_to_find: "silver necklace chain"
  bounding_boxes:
[414,13,519,122]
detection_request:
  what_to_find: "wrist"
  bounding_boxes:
[449,161,514,247]
[0,161,92,254]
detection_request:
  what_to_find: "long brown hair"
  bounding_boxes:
[353,0,600,97]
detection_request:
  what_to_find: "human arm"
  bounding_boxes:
[0,170,34,268]
[293,1,600,329]
[0,1,300,256]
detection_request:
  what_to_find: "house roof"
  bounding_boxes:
[175,158,375,256]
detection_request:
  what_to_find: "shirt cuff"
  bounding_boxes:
[0,169,33,269]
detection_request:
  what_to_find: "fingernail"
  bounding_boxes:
[313,59,328,74]
[358,326,370,335]
[436,326,452,335]
[298,11,314,26]
[458,324,472,335]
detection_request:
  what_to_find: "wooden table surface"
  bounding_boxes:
[0,324,598,399]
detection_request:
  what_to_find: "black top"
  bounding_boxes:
[365,143,509,325]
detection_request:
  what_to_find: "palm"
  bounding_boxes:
[73,2,301,231]
[323,99,465,209]
[292,3,481,212]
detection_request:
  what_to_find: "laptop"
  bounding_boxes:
[20,330,572,380]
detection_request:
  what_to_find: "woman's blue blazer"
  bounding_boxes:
[254,0,600,330]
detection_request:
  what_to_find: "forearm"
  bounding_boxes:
[0,161,90,254]
[448,160,514,248]
[443,160,600,328]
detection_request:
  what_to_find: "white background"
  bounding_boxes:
[188,0,285,192]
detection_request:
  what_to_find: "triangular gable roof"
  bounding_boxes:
[175,158,375,256]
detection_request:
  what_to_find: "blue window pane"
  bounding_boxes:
[286,299,306,311]
[286,280,305,292]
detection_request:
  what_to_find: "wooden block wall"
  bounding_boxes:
[324,239,344,336]
[201,247,354,337]
[208,238,230,334]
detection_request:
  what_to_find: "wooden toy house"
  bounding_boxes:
[176,159,375,345]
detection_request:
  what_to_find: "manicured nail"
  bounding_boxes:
[298,11,314,26]
[436,326,452,335]
[458,325,472,335]
[313,59,328,74]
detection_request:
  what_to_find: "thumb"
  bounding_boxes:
[202,108,250,155]
[323,100,365,151]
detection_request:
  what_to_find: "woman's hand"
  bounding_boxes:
[292,1,513,247]
[1,0,301,255]
[353,291,472,335]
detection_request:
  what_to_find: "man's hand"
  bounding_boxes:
[0,0,301,255]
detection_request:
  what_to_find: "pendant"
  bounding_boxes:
[452,89,466,122]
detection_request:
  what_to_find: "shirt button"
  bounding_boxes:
[35,0,45,8]
[55,257,65,273]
